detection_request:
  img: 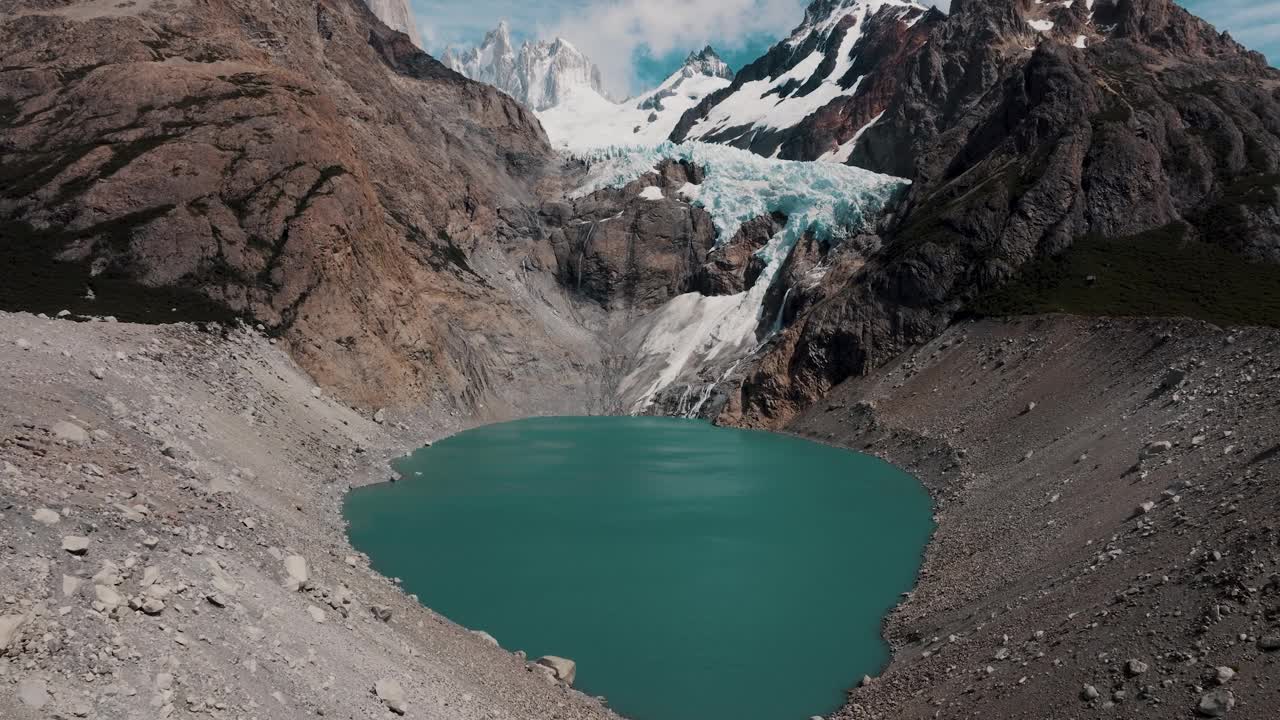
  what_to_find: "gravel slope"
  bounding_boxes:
[0,310,617,720]
[786,315,1280,720]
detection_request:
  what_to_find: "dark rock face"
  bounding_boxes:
[0,0,605,414]
[540,160,717,313]
[721,0,1280,428]
[670,1,937,162]
[694,212,786,296]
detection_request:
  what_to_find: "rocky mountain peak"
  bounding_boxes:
[682,46,734,81]
[444,24,607,111]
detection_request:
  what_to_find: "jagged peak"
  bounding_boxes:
[788,0,930,45]
[682,45,735,81]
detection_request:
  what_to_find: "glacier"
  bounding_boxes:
[569,142,909,413]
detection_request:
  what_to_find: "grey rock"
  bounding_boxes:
[94,584,124,608]
[1125,659,1149,677]
[32,508,60,526]
[1142,441,1173,458]
[283,555,309,591]
[370,605,393,622]
[535,655,577,686]
[1197,689,1235,717]
[1081,684,1099,700]
[52,421,89,445]
[471,630,499,647]
[0,614,27,651]
[374,679,408,715]
[62,535,91,555]
[1257,635,1280,651]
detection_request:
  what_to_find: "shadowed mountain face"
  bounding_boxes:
[0,0,604,415]
[714,0,1280,428]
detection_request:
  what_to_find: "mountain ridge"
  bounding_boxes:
[442,22,609,111]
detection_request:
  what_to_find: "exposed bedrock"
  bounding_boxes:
[540,160,716,313]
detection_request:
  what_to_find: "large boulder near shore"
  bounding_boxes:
[535,655,577,686]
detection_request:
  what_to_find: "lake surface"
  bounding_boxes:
[344,416,933,720]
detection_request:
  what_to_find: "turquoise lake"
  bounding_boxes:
[344,416,933,720]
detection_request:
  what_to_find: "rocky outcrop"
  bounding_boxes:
[694,212,785,295]
[360,0,421,47]
[721,0,1280,428]
[540,160,716,313]
[0,0,615,416]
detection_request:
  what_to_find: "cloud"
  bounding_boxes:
[547,0,808,95]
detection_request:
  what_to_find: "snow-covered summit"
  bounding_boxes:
[538,46,736,152]
[671,0,934,163]
[442,23,607,111]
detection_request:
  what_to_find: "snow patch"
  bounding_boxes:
[1028,19,1055,32]
[819,111,885,164]
[1075,35,1088,49]
[638,186,664,201]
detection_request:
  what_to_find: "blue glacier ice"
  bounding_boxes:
[571,141,909,271]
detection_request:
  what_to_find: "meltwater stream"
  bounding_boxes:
[344,417,933,720]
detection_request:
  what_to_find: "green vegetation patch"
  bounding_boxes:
[970,223,1280,328]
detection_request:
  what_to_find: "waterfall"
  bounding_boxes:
[771,287,793,335]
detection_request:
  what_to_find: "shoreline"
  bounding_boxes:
[783,314,1280,719]
[5,309,1278,720]
[0,311,620,720]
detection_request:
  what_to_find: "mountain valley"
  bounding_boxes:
[2,0,1280,718]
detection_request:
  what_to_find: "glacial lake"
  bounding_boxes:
[344,416,933,720]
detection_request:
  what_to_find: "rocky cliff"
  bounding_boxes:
[0,0,611,417]
[361,0,421,47]
[716,0,1280,428]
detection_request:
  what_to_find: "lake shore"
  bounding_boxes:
[0,311,619,720]
[782,315,1280,719]
[5,309,1278,720]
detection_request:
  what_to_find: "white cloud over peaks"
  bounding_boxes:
[547,0,806,95]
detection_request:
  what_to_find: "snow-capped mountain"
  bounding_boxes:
[671,0,937,163]
[361,0,421,47]
[538,47,736,152]
[442,22,607,111]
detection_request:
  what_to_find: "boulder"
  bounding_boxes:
[283,555,309,591]
[1257,635,1280,651]
[32,508,60,526]
[1124,659,1149,677]
[0,614,26,651]
[62,536,91,555]
[374,679,408,715]
[52,421,89,445]
[1142,441,1173,458]
[535,655,577,686]
[94,585,124,608]
[471,630,499,647]
[1197,689,1235,717]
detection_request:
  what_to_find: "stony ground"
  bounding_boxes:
[0,310,616,720]
[787,315,1280,720]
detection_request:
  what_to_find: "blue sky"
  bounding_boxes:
[412,0,1277,95]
